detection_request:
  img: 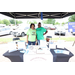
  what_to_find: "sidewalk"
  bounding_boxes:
[0,41,75,62]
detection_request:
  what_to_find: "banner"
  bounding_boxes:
[68,22,75,32]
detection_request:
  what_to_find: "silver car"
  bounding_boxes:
[13,27,29,37]
[54,27,66,36]
[0,27,12,36]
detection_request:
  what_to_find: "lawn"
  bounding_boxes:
[0,37,75,44]
[0,37,27,44]
[52,37,75,41]
[0,38,12,44]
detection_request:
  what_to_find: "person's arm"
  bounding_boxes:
[26,29,29,43]
[43,30,48,35]
[35,35,37,45]
[27,35,28,43]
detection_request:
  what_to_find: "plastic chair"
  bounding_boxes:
[46,36,52,41]
[13,38,20,41]
[46,36,52,48]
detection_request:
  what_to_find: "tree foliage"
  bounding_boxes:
[55,22,60,25]
[42,19,55,25]
[27,20,37,24]
[62,22,65,25]
[9,19,15,24]
[0,19,23,26]
[2,19,10,25]
[0,20,4,24]
[68,14,75,22]
[9,19,23,25]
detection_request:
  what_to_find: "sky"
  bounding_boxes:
[0,13,70,24]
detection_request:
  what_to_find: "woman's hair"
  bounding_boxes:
[30,23,35,28]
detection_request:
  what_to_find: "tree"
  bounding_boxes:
[16,20,19,25]
[27,20,37,24]
[9,19,23,25]
[2,19,10,25]
[9,19,15,25]
[55,22,60,25]
[42,19,55,25]
[42,20,47,24]
[62,22,65,25]
[0,20,4,24]
[16,20,23,24]
[32,20,37,24]
[65,22,68,24]
[18,20,23,24]
[68,14,75,22]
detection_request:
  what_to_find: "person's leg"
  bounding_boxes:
[28,41,32,45]
[37,40,40,45]
[32,41,36,45]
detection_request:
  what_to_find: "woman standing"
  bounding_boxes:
[36,22,48,45]
[27,23,37,45]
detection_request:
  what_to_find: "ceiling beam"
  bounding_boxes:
[8,12,16,18]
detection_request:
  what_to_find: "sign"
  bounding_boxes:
[68,22,75,32]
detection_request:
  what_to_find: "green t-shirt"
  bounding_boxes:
[36,27,46,40]
[27,29,36,42]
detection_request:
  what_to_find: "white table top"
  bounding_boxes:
[25,45,52,55]
[23,45,53,62]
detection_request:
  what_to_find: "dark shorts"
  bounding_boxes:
[28,41,36,45]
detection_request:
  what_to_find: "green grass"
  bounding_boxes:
[0,38,12,43]
[0,37,27,44]
[52,37,75,41]
[0,37,75,44]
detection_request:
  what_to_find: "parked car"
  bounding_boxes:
[13,27,29,37]
[0,24,6,27]
[64,24,68,30]
[0,27,13,36]
[43,26,49,30]
[54,27,66,36]
[50,25,56,30]
[72,32,75,35]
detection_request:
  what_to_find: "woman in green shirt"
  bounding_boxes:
[27,23,37,45]
[36,22,48,45]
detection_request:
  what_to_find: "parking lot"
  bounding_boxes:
[0,30,75,38]
[45,30,74,38]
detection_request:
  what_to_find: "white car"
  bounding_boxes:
[13,27,29,37]
[0,27,12,36]
[54,27,66,36]
[72,32,75,35]
[0,24,6,27]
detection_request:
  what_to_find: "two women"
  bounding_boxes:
[27,22,48,45]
